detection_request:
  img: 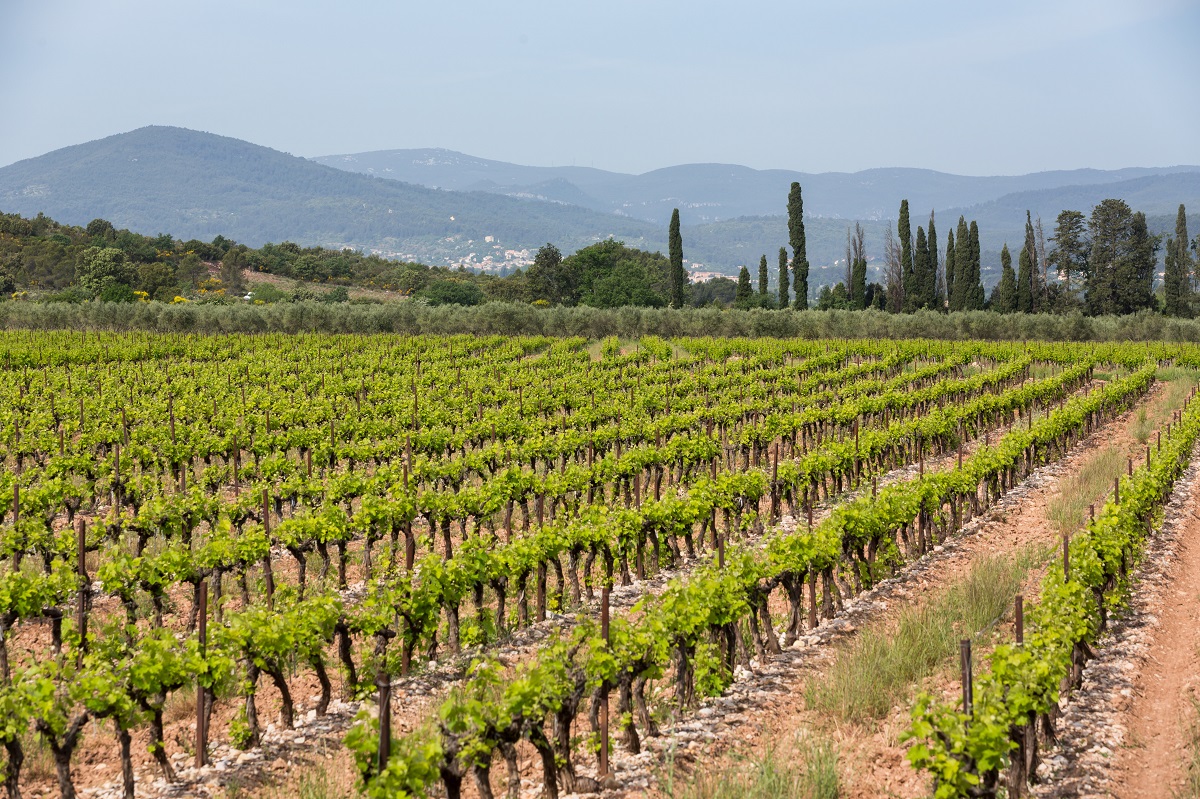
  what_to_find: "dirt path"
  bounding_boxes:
[639,381,1177,799]
[1106,473,1200,797]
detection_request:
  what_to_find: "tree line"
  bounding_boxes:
[2,188,1195,317]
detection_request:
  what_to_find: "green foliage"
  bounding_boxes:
[990,244,1017,313]
[777,247,790,307]
[788,183,808,310]
[735,266,753,306]
[669,208,686,309]
[1016,246,1034,313]
[907,370,1200,795]
[419,279,483,306]
[76,246,135,296]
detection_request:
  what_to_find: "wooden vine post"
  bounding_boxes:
[960,639,973,717]
[195,581,208,768]
[599,586,611,778]
[262,489,275,607]
[75,518,88,667]
[1014,595,1024,645]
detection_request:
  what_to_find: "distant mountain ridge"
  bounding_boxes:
[313,147,1200,226]
[1,127,1197,288]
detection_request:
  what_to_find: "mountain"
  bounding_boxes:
[314,147,1200,227]
[0,126,661,266]
[2,127,1196,287]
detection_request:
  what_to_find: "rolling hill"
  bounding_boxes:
[1,126,1196,288]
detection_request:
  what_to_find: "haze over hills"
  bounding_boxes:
[1,126,1197,289]
[314,147,1200,226]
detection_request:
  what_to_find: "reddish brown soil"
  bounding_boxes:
[1110,503,1200,797]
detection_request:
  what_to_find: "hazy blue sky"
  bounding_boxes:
[2,0,1197,175]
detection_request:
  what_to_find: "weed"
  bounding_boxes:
[806,547,1042,723]
[661,733,839,799]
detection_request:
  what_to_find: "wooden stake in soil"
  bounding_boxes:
[1114,477,1120,504]
[195,581,209,767]
[75,518,88,666]
[599,587,610,778]
[1063,533,1071,580]
[1015,595,1024,645]
[717,531,725,569]
[960,639,974,717]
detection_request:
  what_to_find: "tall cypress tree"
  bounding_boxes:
[945,230,958,311]
[668,208,685,308]
[1023,211,1039,312]
[928,211,942,309]
[968,221,984,310]
[1165,204,1193,317]
[1016,246,1034,313]
[899,200,915,312]
[758,254,769,298]
[952,216,971,311]
[913,226,931,310]
[777,247,790,308]
[788,183,809,309]
[735,265,752,305]
[990,244,1017,313]
[1123,211,1159,313]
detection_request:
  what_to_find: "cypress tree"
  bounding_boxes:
[990,244,1017,313]
[1165,204,1193,317]
[787,183,809,309]
[928,211,942,309]
[1024,211,1039,312]
[1016,246,1034,313]
[899,200,915,312]
[952,216,971,311]
[777,247,790,308]
[851,257,867,310]
[1123,211,1158,313]
[945,230,957,311]
[668,208,685,308]
[913,226,931,310]
[735,265,752,304]
[758,254,769,297]
[968,221,985,310]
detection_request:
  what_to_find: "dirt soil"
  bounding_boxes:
[1108,490,1200,797]
[647,383,1176,799]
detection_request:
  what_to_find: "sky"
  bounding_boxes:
[1,0,1197,176]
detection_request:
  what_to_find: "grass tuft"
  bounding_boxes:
[662,734,839,799]
[806,547,1042,723]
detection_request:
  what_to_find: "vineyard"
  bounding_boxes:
[1,331,1199,799]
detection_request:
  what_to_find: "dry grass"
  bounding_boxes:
[661,733,839,799]
[805,546,1043,723]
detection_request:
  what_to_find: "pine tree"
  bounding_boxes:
[1086,199,1134,315]
[945,230,958,311]
[1165,204,1193,317]
[788,183,809,309]
[1016,246,1034,313]
[777,247,790,308]
[968,221,984,310]
[990,244,1017,313]
[758,254,769,297]
[1049,210,1088,304]
[668,208,685,308]
[735,265,752,304]
[899,200,915,312]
